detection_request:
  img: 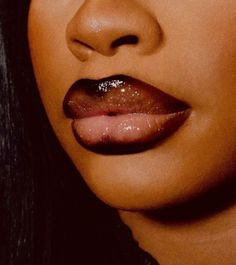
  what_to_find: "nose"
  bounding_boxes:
[66,0,162,61]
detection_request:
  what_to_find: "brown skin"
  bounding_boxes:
[28,1,236,264]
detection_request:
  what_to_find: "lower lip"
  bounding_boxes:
[72,110,190,154]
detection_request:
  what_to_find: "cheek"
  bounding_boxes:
[28,5,71,100]
[28,2,93,172]
[28,3,80,137]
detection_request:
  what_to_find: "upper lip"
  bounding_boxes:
[63,75,190,119]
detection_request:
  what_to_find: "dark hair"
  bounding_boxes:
[0,1,158,265]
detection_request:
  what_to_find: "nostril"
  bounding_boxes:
[111,35,139,49]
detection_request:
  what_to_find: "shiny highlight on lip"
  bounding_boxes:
[63,75,190,154]
[72,111,190,154]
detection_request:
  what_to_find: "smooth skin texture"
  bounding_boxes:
[28,1,236,264]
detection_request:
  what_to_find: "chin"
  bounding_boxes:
[73,146,236,213]
[76,164,204,211]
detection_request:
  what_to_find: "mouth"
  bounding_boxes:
[63,75,191,154]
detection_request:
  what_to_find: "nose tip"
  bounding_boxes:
[66,1,162,61]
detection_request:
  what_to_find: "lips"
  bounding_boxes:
[63,75,190,154]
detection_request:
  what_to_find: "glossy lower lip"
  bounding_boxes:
[64,75,191,154]
[72,110,190,154]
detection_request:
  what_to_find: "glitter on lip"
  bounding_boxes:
[97,79,124,92]
[63,75,188,119]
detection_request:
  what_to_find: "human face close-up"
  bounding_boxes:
[28,1,236,211]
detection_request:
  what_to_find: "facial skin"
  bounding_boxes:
[28,0,236,211]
